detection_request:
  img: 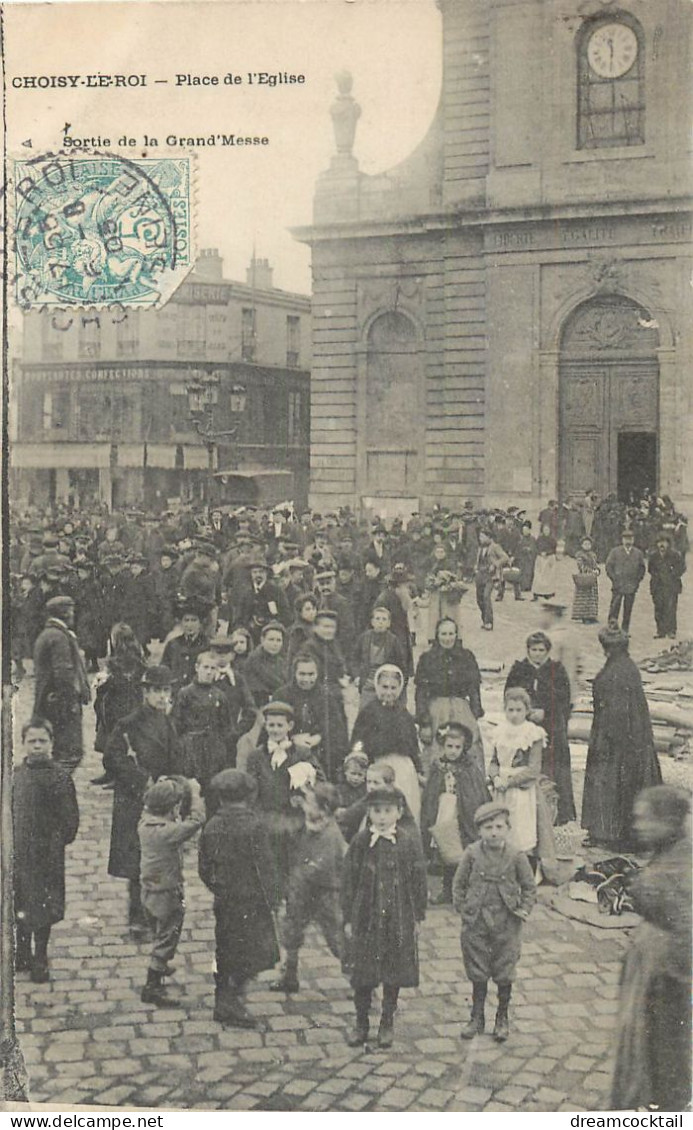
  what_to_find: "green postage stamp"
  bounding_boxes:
[12,151,194,309]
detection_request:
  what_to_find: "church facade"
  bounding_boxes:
[296,0,692,519]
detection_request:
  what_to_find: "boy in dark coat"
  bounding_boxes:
[13,718,79,983]
[198,769,280,1029]
[271,783,346,994]
[172,650,236,815]
[104,665,183,934]
[342,786,428,1049]
[420,723,491,904]
[453,801,536,1043]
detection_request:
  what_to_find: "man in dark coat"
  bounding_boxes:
[315,568,357,668]
[13,718,79,982]
[103,664,183,933]
[234,561,291,645]
[581,628,662,850]
[605,528,646,632]
[33,595,91,770]
[504,632,576,824]
[648,534,686,638]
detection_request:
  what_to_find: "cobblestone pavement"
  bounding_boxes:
[11,573,692,1112]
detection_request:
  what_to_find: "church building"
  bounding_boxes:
[296,0,692,519]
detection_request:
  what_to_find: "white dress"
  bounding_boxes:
[489,719,547,853]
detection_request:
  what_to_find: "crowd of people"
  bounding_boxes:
[9,490,691,1103]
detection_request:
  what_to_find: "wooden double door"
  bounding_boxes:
[560,360,659,501]
[559,295,660,502]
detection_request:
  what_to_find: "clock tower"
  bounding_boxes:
[298,0,693,517]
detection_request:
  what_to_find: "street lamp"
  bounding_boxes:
[185,370,246,509]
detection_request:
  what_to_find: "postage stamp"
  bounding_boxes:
[12,151,194,309]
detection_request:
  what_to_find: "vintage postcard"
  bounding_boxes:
[1,0,691,1118]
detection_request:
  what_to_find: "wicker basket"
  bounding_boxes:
[573,572,595,589]
[502,567,521,583]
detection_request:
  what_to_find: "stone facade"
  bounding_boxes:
[296,0,692,518]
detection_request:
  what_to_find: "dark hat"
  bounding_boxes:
[45,595,75,614]
[42,534,59,548]
[367,786,402,806]
[261,619,286,637]
[262,700,294,719]
[315,608,338,622]
[656,532,672,545]
[209,768,253,801]
[142,664,174,688]
[160,545,178,559]
[128,553,149,567]
[337,554,356,570]
[177,599,206,619]
[315,569,336,582]
[280,541,299,553]
[208,634,235,651]
[247,559,270,572]
[474,800,511,827]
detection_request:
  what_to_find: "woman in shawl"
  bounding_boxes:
[611,786,691,1112]
[414,617,485,771]
[274,651,349,782]
[571,535,600,623]
[581,627,662,850]
[350,664,423,823]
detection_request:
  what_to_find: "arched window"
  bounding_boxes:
[577,13,645,149]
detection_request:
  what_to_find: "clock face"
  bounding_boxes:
[587,23,638,78]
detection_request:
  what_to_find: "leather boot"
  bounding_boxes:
[377,987,398,1048]
[141,968,180,1008]
[493,983,511,1042]
[270,956,299,994]
[346,989,371,1047]
[213,974,237,1023]
[15,930,32,974]
[460,981,487,1040]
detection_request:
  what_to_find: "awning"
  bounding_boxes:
[10,443,112,469]
[145,444,177,470]
[213,467,294,506]
[117,444,146,468]
[184,445,215,470]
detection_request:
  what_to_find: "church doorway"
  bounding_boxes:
[617,432,657,503]
[559,295,659,500]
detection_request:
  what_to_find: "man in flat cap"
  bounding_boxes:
[33,596,91,771]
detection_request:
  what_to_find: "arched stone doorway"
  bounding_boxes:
[357,310,424,508]
[559,295,660,502]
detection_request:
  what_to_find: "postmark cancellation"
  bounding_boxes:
[12,151,194,310]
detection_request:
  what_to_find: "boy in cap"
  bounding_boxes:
[138,776,205,1007]
[246,700,323,899]
[342,785,427,1048]
[453,800,536,1042]
[199,768,280,1028]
